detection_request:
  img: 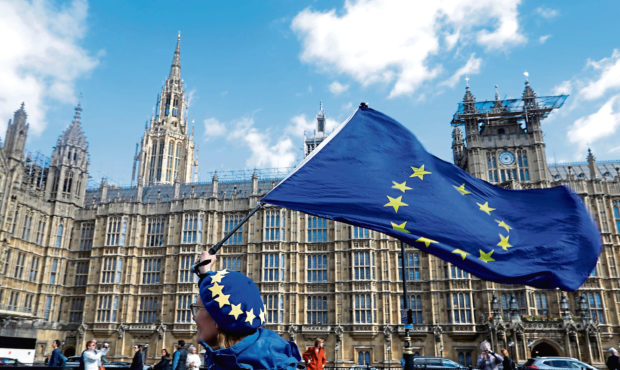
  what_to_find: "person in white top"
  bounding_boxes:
[186,346,201,370]
[83,340,109,370]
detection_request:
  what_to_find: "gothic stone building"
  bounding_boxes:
[1,36,620,368]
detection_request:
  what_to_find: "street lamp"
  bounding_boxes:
[578,294,590,325]
[491,295,500,318]
[510,295,521,322]
[560,294,571,320]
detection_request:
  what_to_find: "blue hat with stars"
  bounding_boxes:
[198,269,266,335]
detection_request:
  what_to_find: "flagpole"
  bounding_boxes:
[401,241,415,370]
[208,202,264,255]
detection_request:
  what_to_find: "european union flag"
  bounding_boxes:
[262,105,601,291]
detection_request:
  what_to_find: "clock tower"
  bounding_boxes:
[450,81,567,187]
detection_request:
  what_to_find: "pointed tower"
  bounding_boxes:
[135,33,197,185]
[304,103,328,157]
[587,148,599,180]
[45,104,89,206]
[4,103,29,162]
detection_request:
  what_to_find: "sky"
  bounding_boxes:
[1,0,620,187]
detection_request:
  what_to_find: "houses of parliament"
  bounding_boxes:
[2,36,620,368]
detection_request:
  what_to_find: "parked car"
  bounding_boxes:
[523,357,597,370]
[65,355,82,367]
[413,356,469,369]
[0,357,26,366]
[104,361,130,368]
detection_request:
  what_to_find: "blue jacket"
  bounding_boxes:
[200,328,301,369]
[49,348,67,367]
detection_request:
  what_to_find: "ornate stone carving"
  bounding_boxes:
[157,323,167,339]
[334,325,344,343]
[288,325,298,342]
[117,323,127,339]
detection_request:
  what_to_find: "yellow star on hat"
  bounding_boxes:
[228,303,243,320]
[245,308,256,324]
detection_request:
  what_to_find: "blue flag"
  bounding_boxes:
[262,105,601,291]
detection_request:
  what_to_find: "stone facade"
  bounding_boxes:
[1,38,620,368]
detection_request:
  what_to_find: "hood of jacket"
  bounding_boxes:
[200,328,301,369]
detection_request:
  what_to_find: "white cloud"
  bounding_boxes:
[0,0,98,135]
[292,0,525,98]
[580,50,620,101]
[228,117,297,168]
[568,95,620,152]
[329,81,349,95]
[286,112,340,137]
[538,35,551,44]
[551,80,572,95]
[210,108,342,169]
[203,117,227,139]
[535,7,558,19]
[440,54,482,88]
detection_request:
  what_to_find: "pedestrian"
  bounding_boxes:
[83,340,109,370]
[607,348,620,370]
[501,349,515,370]
[477,341,503,370]
[153,349,171,370]
[172,340,188,370]
[48,339,67,367]
[303,338,326,370]
[192,251,302,369]
[131,345,144,370]
[186,346,201,370]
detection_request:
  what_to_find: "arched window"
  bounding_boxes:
[56,222,64,248]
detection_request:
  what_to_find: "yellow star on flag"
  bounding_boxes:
[452,249,470,260]
[208,282,224,298]
[410,165,431,180]
[416,236,438,247]
[245,308,256,324]
[214,294,231,308]
[259,308,266,324]
[384,195,408,213]
[392,181,412,193]
[495,220,512,232]
[217,269,229,276]
[497,234,512,251]
[453,184,471,195]
[479,249,495,263]
[391,221,410,234]
[228,303,243,320]
[477,201,496,215]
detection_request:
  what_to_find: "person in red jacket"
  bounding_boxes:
[303,338,326,370]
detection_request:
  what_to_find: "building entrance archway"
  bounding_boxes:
[531,341,560,357]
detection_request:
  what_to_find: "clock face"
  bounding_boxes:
[499,151,515,165]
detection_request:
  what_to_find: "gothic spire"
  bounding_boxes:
[316,102,325,133]
[492,84,505,112]
[169,32,182,83]
[462,84,476,114]
[522,75,537,107]
[61,103,87,147]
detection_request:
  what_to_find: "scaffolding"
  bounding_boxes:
[203,167,293,183]
[451,95,568,126]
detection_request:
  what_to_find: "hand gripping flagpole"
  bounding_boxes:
[192,202,263,274]
[401,240,415,370]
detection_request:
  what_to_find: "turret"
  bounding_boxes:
[587,148,599,180]
[4,103,29,162]
[316,102,326,134]
[45,104,89,206]
[452,126,465,169]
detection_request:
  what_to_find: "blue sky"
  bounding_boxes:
[2,0,620,186]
